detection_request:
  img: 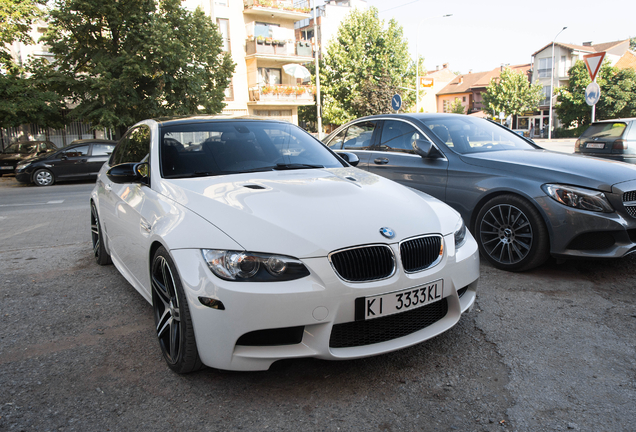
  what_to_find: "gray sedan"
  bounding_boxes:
[323,113,636,271]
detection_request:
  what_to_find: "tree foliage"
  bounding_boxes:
[555,60,636,128]
[449,98,465,114]
[0,0,45,71]
[350,67,397,117]
[320,7,415,125]
[631,37,636,51]
[482,68,542,117]
[42,0,235,133]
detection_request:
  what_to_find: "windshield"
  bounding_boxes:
[3,143,38,154]
[580,122,627,139]
[159,120,345,178]
[421,117,537,155]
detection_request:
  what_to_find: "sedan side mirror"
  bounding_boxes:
[338,152,360,167]
[107,162,149,184]
[412,139,438,158]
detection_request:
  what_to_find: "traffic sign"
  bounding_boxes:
[585,82,601,106]
[583,52,606,81]
[419,77,434,87]
[391,94,402,111]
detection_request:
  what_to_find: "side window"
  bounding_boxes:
[91,143,116,156]
[378,120,421,154]
[343,121,376,150]
[62,145,89,158]
[327,128,346,150]
[121,127,150,163]
[110,126,151,165]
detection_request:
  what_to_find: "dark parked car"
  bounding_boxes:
[323,113,636,271]
[0,141,58,176]
[575,118,636,163]
[15,139,116,186]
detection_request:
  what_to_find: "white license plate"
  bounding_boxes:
[586,143,605,149]
[0,166,13,170]
[357,280,443,321]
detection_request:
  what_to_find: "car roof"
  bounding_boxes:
[153,114,293,127]
[69,139,117,145]
[592,118,636,124]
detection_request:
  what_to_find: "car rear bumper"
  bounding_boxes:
[170,233,480,371]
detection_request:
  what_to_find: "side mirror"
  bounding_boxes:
[412,139,434,158]
[337,152,360,167]
[107,162,149,184]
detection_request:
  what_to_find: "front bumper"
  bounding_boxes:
[536,191,636,259]
[171,233,480,371]
[14,170,32,183]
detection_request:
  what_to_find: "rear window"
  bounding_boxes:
[581,122,627,139]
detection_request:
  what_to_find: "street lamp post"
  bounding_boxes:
[548,26,567,140]
[313,0,322,139]
[415,14,452,114]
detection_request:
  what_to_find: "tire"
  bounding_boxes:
[90,203,112,265]
[33,169,54,186]
[151,247,203,374]
[475,194,550,272]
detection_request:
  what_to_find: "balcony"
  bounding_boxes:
[246,38,313,59]
[249,84,315,106]
[243,0,310,20]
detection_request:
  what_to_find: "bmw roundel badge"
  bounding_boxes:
[379,227,395,239]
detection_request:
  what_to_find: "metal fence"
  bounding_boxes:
[0,120,114,151]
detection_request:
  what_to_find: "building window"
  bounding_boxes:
[560,55,567,77]
[224,79,234,101]
[541,85,551,106]
[442,99,450,113]
[258,67,281,86]
[538,57,552,78]
[462,96,466,102]
[217,18,230,52]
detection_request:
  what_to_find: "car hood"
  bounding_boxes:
[157,168,460,258]
[0,153,27,161]
[460,149,636,192]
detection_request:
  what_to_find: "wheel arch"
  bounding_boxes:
[469,189,554,251]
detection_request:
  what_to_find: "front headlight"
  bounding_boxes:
[16,162,31,170]
[454,218,467,248]
[542,184,614,213]
[201,249,310,282]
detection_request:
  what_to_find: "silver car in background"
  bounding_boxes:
[324,113,636,272]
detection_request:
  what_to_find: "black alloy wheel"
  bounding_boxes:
[151,247,202,374]
[475,194,549,272]
[90,203,112,265]
[33,168,55,186]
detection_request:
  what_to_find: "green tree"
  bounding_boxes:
[320,7,415,125]
[482,68,542,118]
[42,0,235,134]
[449,98,465,114]
[555,60,636,128]
[0,0,44,71]
[630,37,636,51]
[350,66,396,117]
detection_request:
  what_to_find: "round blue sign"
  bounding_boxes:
[391,94,402,111]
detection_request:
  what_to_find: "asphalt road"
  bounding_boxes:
[0,173,634,432]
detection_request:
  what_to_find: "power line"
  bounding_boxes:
[379,0,421,13]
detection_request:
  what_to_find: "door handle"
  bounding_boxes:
[374,158,389,165]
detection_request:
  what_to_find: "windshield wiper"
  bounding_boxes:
[274,163,324,170]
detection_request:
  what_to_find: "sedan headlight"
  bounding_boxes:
[454,218,467,248]
[201,249,310,282]
[16,162,31,170]
[542,184,614,213]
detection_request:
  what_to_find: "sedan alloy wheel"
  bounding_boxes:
[33,169,54,186]
[476,194,549,271]
[151,247,202,373]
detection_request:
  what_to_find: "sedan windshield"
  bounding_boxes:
[421,117,537,155]
[3,143,38,154]
[160,121,345,178]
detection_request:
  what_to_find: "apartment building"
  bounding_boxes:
[184,0,316,124]
[528,39,630,135]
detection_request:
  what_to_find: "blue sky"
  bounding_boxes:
[363,0,634,75]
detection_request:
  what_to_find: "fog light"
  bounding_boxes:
[198,297,225,310]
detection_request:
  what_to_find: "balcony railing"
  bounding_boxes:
[249,85,315,102]
[244,0,310,14]
[246,38,312,57]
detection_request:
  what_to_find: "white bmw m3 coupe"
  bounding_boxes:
[90,116,479,373]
